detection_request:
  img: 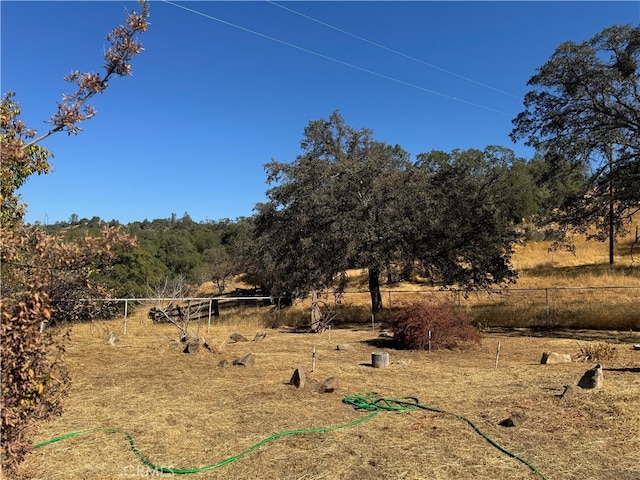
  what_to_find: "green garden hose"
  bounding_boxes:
[343,393,547,480]
[32,393,546,479]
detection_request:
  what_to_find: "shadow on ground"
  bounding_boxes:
[486,327,639,343]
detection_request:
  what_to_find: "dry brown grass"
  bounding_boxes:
[12,224,640,480]
[16,310,640,480]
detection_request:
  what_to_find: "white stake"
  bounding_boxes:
[495,341,501,368]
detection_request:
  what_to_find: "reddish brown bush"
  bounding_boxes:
[387,297,482,350]
[0,282,70,478]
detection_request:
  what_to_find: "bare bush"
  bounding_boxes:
[387,296,482,350]
[576,342,618,362]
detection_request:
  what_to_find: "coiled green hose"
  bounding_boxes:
[32,393,546,479]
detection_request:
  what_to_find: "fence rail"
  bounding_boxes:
[69,285,640,334]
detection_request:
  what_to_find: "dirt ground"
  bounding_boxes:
[17,317,640,480]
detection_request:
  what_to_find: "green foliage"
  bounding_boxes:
[414,146,522,288]
[387,297,482,350]
[251,114,527,316]
[252,111,432,312]
[250,112,421,311]
[525,153,589,218]
[0,92,53,229]
[40,214,254,298]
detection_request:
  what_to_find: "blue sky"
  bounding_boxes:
[2,1,639,225]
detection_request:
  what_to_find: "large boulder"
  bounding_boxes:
[541,352,572,364]
[230,333,249,342]
[232,353,255,367]
[289,368,306,389]
[578,364,603,389]
[319,377,339,393]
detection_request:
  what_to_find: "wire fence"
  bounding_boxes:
[72,285,640,334]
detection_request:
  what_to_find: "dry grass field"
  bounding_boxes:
[14,229,640,480]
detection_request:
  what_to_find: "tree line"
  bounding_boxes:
[35,129,586,312]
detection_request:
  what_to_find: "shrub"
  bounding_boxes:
[387,296,482,350]
[576,342,618,362]
[1,282,70,478]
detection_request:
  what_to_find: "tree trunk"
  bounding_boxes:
[368,267,383,314]
[608,145,615,265]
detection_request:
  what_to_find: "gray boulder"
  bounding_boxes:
[578,364,603,389]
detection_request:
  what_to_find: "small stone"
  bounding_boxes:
[320,377,339,393]
[230,333,249,342]
[541,352,572,364]
[232,353,255,367]
[217,359,229,367]
[578,364,603,389]
[104,331,119,346]
[182,342,200,354]
[336,344,353,351]
[289,368,306,389]
[498,411,527,427]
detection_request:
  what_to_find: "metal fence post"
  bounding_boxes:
[545,289,550,329]
[123,299,128,336]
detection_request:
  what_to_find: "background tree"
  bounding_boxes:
[413,146,524,288]
[0,2,149,476]
[523,152,590,239]
[511,24,640,263]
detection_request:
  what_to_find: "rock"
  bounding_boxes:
[253,331,267,342]
[541,352,572,364]
[232,353,256,367]
[498,411,527,427]
[379,331,394,338]
[289,368,306,389]
[336,344,353,351]
[217,359,229,367]
[319,377,339,393]
[230,333,249,342]
[182,342,200,354]
[578,364,603,389]
[104,331,119,346]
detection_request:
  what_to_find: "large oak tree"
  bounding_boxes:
[251,113,524,316]
[511,24,640,262]
[252,111,426,314]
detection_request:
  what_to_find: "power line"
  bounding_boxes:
[266,0,520,100]
[162,1,511,116]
